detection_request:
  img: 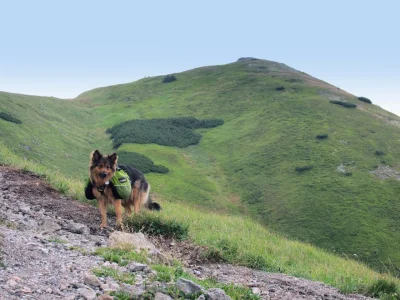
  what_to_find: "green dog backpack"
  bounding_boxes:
[84,168,132,201]
[110,168,132,201]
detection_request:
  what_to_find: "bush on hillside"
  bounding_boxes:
[275,86,285,91]
[117,151,169,174]
[316,134,328,139]
[295,165,314,172]
[375,150,385,156]
[107,117,224,148]
[329,100,357,108]
[357,96,372,104]
[0,112,22,124]
[162,74,177,83]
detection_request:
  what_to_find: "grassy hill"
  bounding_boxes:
[75,58,400,275]
[1,57,400,285]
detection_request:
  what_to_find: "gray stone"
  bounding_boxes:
[154,292,173,300]
[77,287,96,300]
[119,283,145,297]
[41,219,61,234]
[127,262,147,272]
[108,232,156,252]
[84,274,102,287]
[176,278,203,296]
[18,204,31,215]
[252,287,261,295]
[63,222,90,235]
[205,288,231,300]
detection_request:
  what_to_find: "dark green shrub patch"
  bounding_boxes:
[117,151,169,174]
[329,100,357,108]
[275,86,285,91]
[123,213,189,240]
[295,165,314,172]
[316,134,328,139]
[0,112,22,124]
[107,117,224,148]
[375,150,385,156]
[162,74,177,83]
[357,97,372,104]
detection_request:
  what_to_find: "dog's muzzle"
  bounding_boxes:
[100,172,108,179]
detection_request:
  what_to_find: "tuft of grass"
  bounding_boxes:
[366,279,399,299]
[94,247,149,266]
[47,237,67,244]
[123,212,189,241]
[92,266,136,285]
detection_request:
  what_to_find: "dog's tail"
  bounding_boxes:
[143,183,161,211]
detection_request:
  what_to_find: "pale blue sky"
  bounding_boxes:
[1,0,399,115]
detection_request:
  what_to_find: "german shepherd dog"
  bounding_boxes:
[88,150,160,229]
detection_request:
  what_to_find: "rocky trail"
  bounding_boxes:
[0,166,373,300]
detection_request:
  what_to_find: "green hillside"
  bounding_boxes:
[1,58,400,278]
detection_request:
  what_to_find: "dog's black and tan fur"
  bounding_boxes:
[88,150,160,229]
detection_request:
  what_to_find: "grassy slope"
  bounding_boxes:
[0,91,112,177]
[75,59,400,274]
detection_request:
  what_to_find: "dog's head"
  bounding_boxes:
[89,150,118,186]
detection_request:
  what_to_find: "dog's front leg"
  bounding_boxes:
[114,199,123,229]
[98,197,108,229]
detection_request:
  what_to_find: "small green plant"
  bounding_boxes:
[92,267,136,284]
[0,261,6,269]
[375,150,385,156]
[275,86,285,91]
[123,213,189,240]
[94,247,148,266]
[162,74,177,83]
[48,237,67,244]
[316,134,328,139]
[110,291,132,300]
[295,165,314,172]
[0,112,22,124]
[357,97,372,104]
[329,100,357,108]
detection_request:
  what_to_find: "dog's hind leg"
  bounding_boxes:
[140,183,151,208]
[133,179,141,214]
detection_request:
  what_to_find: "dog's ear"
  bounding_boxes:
[108,152,118,164]
[91,150,102,163]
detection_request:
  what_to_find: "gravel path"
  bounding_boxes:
[0,166,374,299]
